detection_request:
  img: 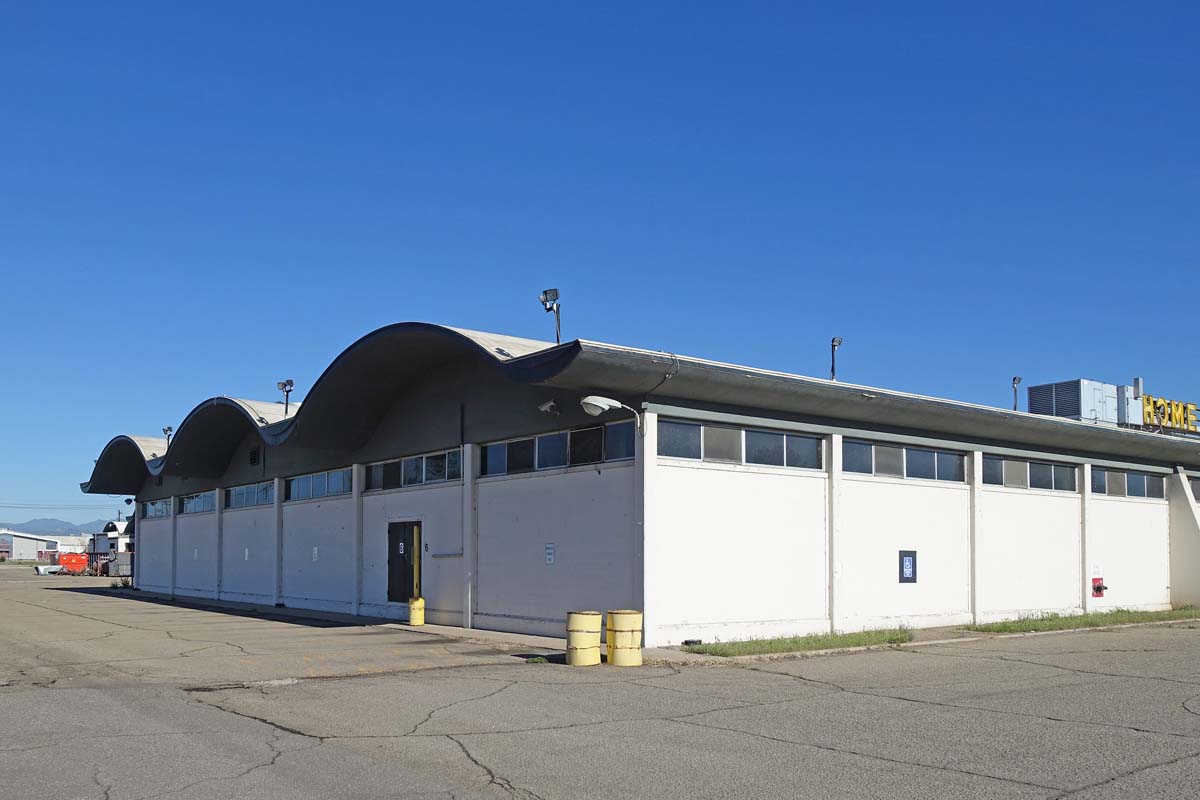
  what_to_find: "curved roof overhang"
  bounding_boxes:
[539,341,1200,470]
[156,397,291,479]
[80,435,168,495]
[284,323,555,449]
[88,320,1200,495]
[81,324,558,493]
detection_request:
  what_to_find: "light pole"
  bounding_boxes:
[539,289,561,344]
[830,337,843,381]
[1012,376,1022,411]
[277,380,294,417]
[162,426,173,449]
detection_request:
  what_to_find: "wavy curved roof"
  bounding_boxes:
[81,324,559,494]
[284,323,556,449]
[80,435,168,494]
[82,320,1200,496]
[79,397,289,493]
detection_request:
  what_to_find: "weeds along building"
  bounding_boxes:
[81,322,1200,646]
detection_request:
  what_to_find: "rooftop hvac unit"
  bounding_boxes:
[1116,384,1142,426]
[1026,379,1119,425]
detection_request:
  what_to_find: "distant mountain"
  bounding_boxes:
[0,518,112,536]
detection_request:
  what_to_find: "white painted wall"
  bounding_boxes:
[133,429,1186,645]
[280,496,355,612]
[135,518,172,591]
[174,512,218,597]
[1089,496,1171,611]
[219,505,275,603]
[837,476,972,630]
[648,460,828,646]
[476,463,637,637]
[976,488,1081,622]
[3,536,40,560]
[360,482,464,624]
[1168,473,1200,607]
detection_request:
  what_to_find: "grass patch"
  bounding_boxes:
[682,627,913,657]
[965,606,1200,634]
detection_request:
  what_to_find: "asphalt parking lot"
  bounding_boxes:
[4,565,1200,799]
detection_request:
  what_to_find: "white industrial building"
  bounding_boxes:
[0,531,62,561]
[90,520,133,557]
[81,322,1200,646]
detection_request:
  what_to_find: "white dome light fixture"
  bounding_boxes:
[580,395,641,431]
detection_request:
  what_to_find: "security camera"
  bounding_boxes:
[538,400,560,415]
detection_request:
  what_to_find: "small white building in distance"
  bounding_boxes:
[90,520,133,557]
[0,531,62,561]
[80,321,1200,646]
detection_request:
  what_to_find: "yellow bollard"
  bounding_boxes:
[566,611,602,666]
[606,610,644,667]
[408,596,425,626]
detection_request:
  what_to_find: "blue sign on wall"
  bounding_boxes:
[899,550,917,583]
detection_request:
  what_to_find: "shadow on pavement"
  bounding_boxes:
[41,585,371,629]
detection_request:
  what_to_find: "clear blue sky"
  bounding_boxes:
[1,2,1197,523]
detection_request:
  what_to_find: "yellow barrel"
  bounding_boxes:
[606,610,644,667]
[408,596,425,626]
[566,611,602,666]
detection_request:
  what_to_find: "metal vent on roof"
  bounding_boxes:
[1028,385,1054,416]
[249,446,260,466]
[1054,381,1082,418]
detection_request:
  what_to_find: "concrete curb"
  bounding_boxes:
[648,618,1200,666]
[980,616,1200,640]
[644,636,984,666]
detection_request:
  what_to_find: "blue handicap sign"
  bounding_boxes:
[899,550,917,583]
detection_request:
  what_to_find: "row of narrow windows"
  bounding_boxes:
[366,449,461,491]
[481,421,635,476]
[655,419,1175,497]
[140,421,637,518]
[139,420,1188,518]
[658,420,823,469]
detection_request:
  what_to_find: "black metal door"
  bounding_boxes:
[387,521,421,602]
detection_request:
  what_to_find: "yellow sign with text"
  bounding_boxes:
[1143,395,1198,432]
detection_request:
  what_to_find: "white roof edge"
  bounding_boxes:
[446,326,557,361]
[227,397,300,425]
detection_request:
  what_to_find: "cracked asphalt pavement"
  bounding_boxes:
[5,568,1200,798]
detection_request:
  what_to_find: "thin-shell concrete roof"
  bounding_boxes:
[81,321,1200,495]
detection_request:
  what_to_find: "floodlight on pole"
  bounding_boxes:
[580,395,641,431]
[277,379,294,417]
[1012,376,1022,411]
[539,288,562,344]
[830,337,844,381]
[162,426,173,448]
